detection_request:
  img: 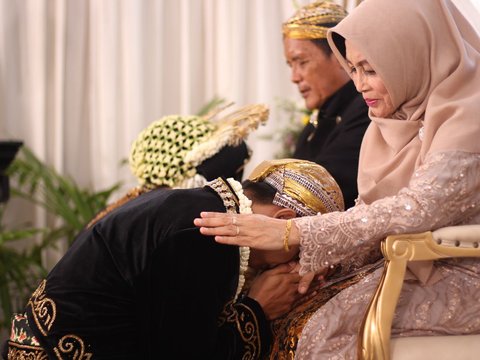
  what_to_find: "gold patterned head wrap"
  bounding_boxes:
[248,159,344,216]
[129,104,269,189]
[283,1,348,40]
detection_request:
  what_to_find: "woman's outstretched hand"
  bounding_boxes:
[194,212,299,250]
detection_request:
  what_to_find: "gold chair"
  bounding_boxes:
[358,224,480,360]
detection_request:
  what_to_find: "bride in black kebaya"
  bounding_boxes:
[3,105,344,360]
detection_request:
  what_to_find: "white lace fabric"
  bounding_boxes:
[296,150,480,277]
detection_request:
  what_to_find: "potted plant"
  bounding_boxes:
[0,146,120,334]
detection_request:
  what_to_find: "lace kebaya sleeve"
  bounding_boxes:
[296,151,480,276]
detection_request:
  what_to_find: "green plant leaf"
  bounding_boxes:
[196,96,228,117]
[0,228,43,246]
[1,145,121,331]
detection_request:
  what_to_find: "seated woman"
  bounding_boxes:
[3,103,344,359]
[195,1,480,358]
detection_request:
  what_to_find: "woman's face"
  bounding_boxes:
[345,40,395,118]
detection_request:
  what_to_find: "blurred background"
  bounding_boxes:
[0,0,479,340]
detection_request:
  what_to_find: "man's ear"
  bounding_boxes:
[273,208,297,220]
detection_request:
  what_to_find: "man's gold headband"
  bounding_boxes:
[249,159,344,216]
[283,1,348,40]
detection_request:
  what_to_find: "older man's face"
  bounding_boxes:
[284,37,349,110]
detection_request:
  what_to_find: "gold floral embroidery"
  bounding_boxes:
[7,341,48,360]
[53,335,92,360]
[25,280,93,358]
[27,280,56,336]
[218,300,261,359]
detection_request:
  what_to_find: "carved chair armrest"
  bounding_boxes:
[357,224,480,360]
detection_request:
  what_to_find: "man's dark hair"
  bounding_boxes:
[310,22,339,56]
[311,38,332,55]
[241,180,276,205]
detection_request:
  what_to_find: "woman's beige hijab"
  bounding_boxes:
[327,0,480,204]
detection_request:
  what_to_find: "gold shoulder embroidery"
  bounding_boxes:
[53,335,93,359]
[28,280,56,336]
[206,178,239,214]
[218,300,261,359]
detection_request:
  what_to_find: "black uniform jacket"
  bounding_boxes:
[294,81,370,209]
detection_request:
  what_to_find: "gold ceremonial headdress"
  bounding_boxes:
[283,1,348,40]
[88,104,268,229]
[249,159,344,216]
[130,104,268,189]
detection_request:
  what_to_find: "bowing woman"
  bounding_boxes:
[195,0,480,358]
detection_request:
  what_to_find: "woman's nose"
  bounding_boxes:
[353,73,367,93]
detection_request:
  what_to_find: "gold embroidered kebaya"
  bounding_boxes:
[218,300,261,359]
[53,335,92,360]
[7,343,48,360]
[9,334,93,360]
[26,279,93,359]
[282,1,348,40]
[28,280,56,336]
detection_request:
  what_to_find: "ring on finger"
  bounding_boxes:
[235,225,240,236]
[232,216,237,225]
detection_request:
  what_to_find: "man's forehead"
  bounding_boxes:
[284,38,325,58]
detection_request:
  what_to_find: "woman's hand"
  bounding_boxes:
[194,212,300,250]
[288,262,329,294]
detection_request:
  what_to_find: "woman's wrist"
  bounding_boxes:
[289,220,300,246]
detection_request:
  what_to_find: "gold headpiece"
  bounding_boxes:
[283,1,348,40]
[129,104,268,189]
[249,159,344,216]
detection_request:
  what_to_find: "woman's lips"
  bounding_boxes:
[365,98,378,107]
